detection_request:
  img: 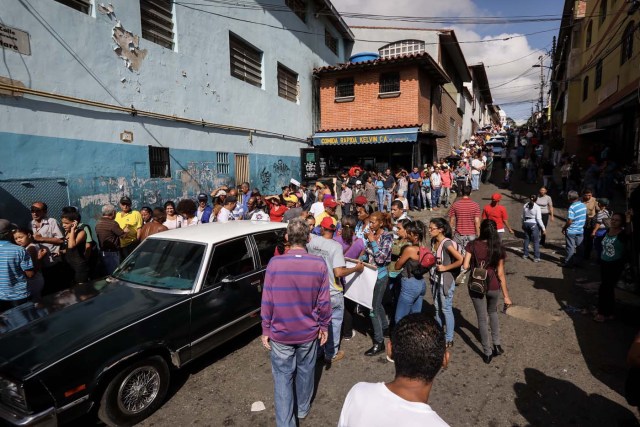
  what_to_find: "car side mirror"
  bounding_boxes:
[220,275,233,284]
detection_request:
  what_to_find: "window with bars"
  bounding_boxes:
[379,72,400,93]
[217,152,230,175]
[235,154,249,185]
[379,40,425,59]
[335,78,354,98]
[230,33,263,88]
[140,0,175,50]
[277,64,299,102]
[325,29,338,55]
[621,22,635,65]
[594,59,603,89]
[285,0,306,22]
[54,0,91,14]
[149,146,171,178]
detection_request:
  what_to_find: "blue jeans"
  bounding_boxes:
[432,277,456,342]
[325,293,344,360]
[270,339,318,427]
[431,187,441,207]
[471,173,480,190]
[383,190,393,212]
[395,277,426,323]
[370,275,389,343]
[377,191,384,211]
[421,187,431,209]
[522,222,541,259]
[409,190,422,210]
[441,187,451,207]
[101,251,120,275]
[565,233,584,266]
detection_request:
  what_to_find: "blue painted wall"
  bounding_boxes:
[0,132,299,229]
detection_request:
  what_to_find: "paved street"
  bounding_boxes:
[131,172,640,427]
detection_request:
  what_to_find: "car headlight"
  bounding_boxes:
[0,377,28,412]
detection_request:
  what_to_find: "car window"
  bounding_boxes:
[253,230,282,267]
[206,238,256,285]
[113,239,205,290]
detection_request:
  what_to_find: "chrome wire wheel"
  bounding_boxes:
[116,366,161,415]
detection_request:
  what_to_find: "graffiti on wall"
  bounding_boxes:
[252,157,300,195]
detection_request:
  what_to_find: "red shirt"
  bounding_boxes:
[439,171,453,188]
[269,205,288,222]
[448,198,481,236]
[482,204,508,230]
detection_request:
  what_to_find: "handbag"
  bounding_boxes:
[468,242,488,295]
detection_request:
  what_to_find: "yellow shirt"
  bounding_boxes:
[314,211,337,227]
[115,210,143,247]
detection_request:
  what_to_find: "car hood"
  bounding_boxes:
[0,280,188,379]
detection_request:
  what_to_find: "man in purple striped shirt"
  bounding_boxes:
[261,218,331,427]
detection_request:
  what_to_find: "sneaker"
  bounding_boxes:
[446,340,454,348]
[329,350,345,363]
[533,258,541,263]
[386,355,395,363]
[522,255,528,260]
[343,330,356,341]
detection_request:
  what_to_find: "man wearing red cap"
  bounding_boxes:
[482,193,514,238]
[315,197,339,228]
[308,217,364,363]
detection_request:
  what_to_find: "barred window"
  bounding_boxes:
[285,0,306,22]
[621,22,635,65]
[379,40,425,59]
[54,0,91,14]
[230,33,263,87]
[379,72,400,93]
[217,152,230,175]
[335,78,354,98]
[140,0,175,50]
[594,59,603,89]
[149,146,171,178]
[325,29,338,55]
[277,64,298,102]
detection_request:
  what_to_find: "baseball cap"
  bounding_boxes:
[197,193,208,201]
[226,196,238,204]
[315,182,325,189]
[120,196,132,205]
[320,216,336,230]
[0,219,17,234]
[356,180,362,185]
[491,193,502,201]
[597,197,610,206]
[284,195,298,204]
[354,195,367,206]
[323,198,338,208]
[214,190,227,197]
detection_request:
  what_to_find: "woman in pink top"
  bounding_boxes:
[439,165,454,208]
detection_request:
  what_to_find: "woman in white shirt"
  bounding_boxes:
[163,201,184,229]
[522,195,546,262]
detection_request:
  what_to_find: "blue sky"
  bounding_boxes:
[332,0,566,122]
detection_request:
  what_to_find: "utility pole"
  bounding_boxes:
[538,55,544,119]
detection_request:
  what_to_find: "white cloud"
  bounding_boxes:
[331,0,549,121]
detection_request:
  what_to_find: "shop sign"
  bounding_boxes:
[0,25,30,55]
[301,148,318,180]
[577,121,601,135]
[312,128,419,146]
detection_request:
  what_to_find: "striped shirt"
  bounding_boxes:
[0,241,33,301]
[261,248,331,345]
[567,201,587,235]
[449,198,481,236]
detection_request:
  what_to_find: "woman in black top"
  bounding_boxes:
[463,219,512,364]
[394,220,429,324]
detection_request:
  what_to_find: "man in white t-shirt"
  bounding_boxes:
[338,314,450,427]
[216,196,237,223]
[470,156,484,191]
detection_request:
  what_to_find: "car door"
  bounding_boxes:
[189,236,262,360]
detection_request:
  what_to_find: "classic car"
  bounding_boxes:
[0,221,286,426]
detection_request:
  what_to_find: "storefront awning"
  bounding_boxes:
[312,127,420,146]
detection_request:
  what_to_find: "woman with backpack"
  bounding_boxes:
[394,220,432,323]
[429,217,464,348]
[463,219,512,364]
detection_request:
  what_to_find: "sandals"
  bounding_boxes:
[593,314,614,322]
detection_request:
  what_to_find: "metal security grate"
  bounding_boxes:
[141,0,175,50]
[325,29,337,55]
[379,72,400,93]
[379,40,425,59]
[278,64,298,102]
[230,34,263,87]
[54,0,91,14]
[217,152,230,175]
[149,146,171,178]
[0,179,70,229]
[285,0,306,22]
[335,78,354,98]
[235,154,249,185]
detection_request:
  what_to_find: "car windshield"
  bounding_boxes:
[112,239,206,290]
